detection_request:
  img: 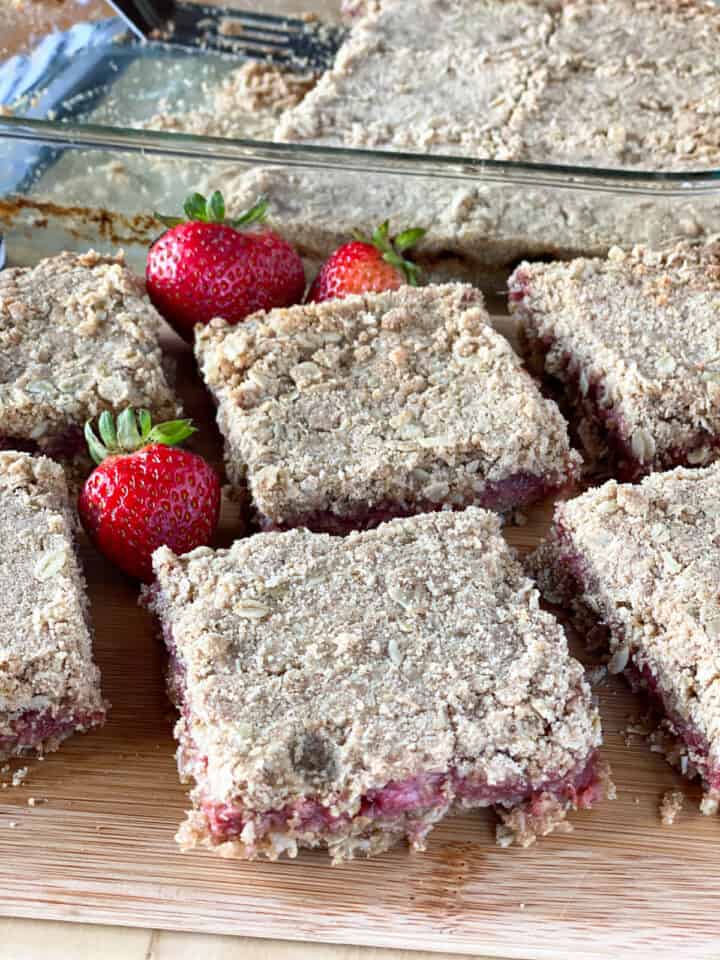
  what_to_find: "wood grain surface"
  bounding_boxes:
[0,305,717,960]
[0,916,499,960]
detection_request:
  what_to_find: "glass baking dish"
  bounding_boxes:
[1,115,719,284]
[2,0,720,285]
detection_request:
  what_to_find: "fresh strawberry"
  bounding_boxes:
[146,191,305,341]
[78,409,221,583]
[306,221,425,303]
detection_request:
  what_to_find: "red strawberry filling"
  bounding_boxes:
[549,526,720,792]
[193,752,604,848]
[257,470,576,534]
[0,705,105,758]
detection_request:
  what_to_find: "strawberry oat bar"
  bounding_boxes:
[0,250,179,461]
[532,463,720,813]
[509,243,720,479]
[145,508,608,863]
[195,283,580,532]
[0,452,105,759]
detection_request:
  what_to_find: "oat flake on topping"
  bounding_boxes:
[510,242,720,472]
[0,251,179,452]
[195,283,579,527]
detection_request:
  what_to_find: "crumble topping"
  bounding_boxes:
[535,462,720,787]
[145,61,317,142]
[147,508,601,817]
[195,283,579,525]
[0,250,179,450]
[0,452,105,745]
[509,243,720,472]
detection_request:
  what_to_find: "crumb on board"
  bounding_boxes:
[586,665,608,687]
[0,764,32,789]
[700,789,720,816]
[623,712,655,746]
[659,790,684,825]
[11,767,28,788]
[7,821,17,829]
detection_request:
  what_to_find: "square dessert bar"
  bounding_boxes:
[0,250,180,460]
[509,243,720,480]
[533,463,720,813]
[0,452,105,759]
[145,508,607,863]
[195,284,580,533]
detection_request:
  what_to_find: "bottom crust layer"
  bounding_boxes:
[176,737,609,864]
[0,705,106,762]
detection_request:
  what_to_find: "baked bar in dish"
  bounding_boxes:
[532,463,720,813]
[145,508,607,863]
[211,0,720,278]
[276,0,720,170]
[0,451,106,759]
[0,250,179,461]
[509,243,720,480]
[195,283,580,533]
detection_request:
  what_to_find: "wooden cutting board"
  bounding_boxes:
[0,311,718,960]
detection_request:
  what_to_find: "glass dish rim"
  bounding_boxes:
[3,115,720,198]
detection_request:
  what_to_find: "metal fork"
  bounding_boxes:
[106,0,346,69]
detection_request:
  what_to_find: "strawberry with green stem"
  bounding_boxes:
[146,191,306,341]
[306,221,426,303]
[79,409,221,583]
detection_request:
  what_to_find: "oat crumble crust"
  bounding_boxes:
[0,250,180,451]
[0,452,105,757]
[533,463,720,801]
[195,283,579,527]
[146,508,603,859]
[509,243,720,475]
